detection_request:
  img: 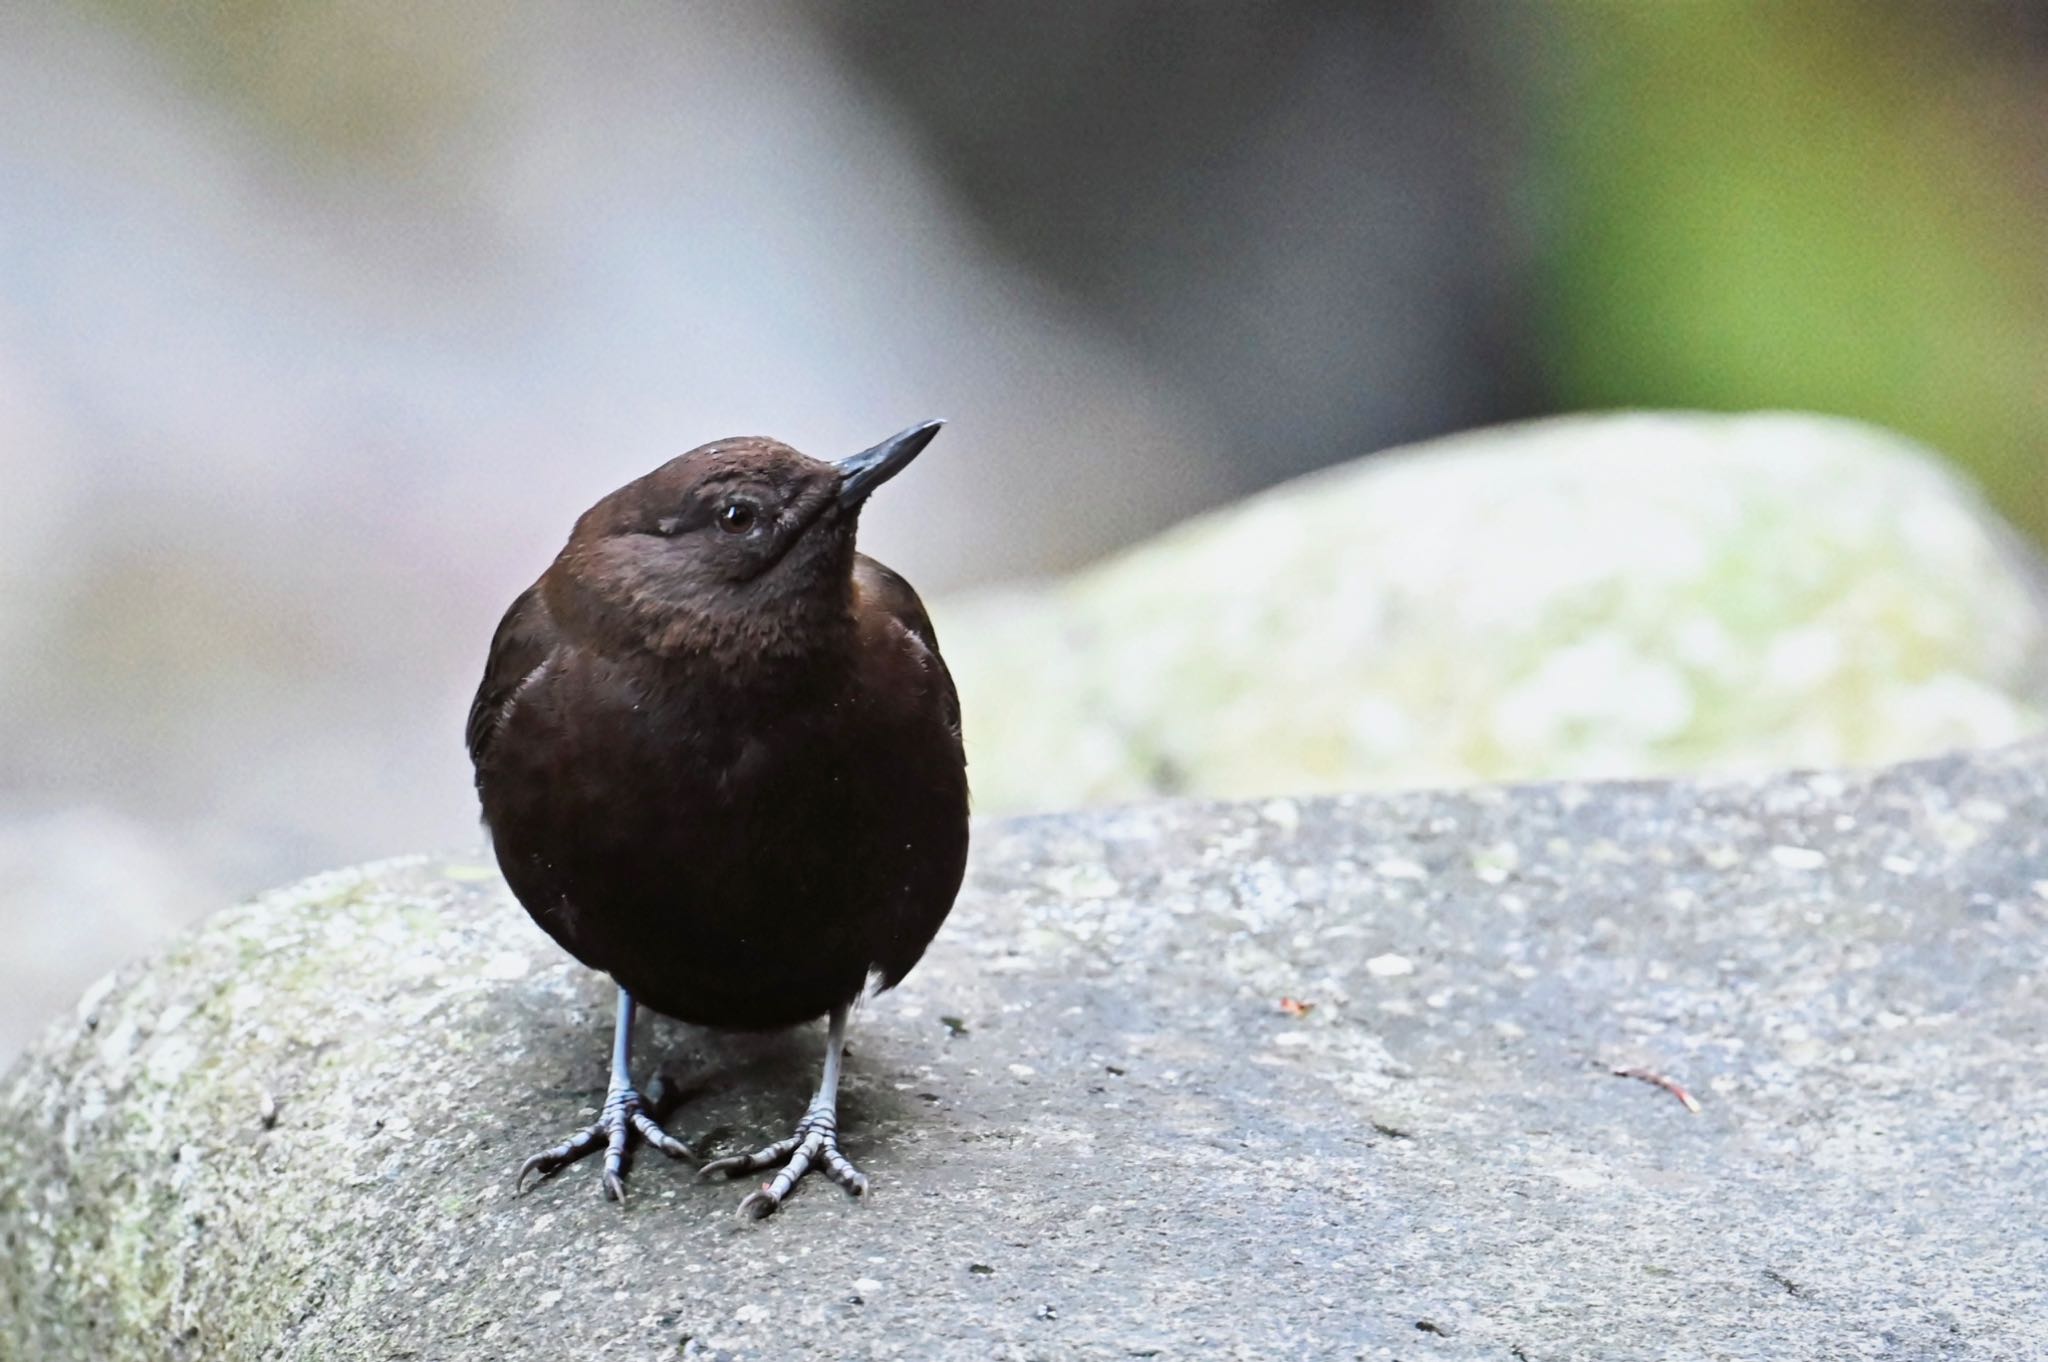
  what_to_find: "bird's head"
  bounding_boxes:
[546,421,942,662]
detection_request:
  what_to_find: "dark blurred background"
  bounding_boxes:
[2,1,2044,1051]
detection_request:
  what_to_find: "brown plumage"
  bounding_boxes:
[468,421,967,1215]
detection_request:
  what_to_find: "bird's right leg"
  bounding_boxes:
[699,1002,867,1218]
[517,987,694,1201]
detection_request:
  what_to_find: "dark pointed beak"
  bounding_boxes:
[836,420,943,509]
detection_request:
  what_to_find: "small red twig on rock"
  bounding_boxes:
[1612,1066,1702,1114]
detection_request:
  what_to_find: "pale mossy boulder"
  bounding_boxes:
[940,412,2048,812]
[3,742,2047,1358]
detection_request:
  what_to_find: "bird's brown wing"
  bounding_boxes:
[465,581,561,776]
[854,553,963,752]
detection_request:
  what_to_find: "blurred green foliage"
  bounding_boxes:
[1538,2,2047,546]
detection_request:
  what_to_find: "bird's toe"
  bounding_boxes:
[515,1087,690,1200]
[710,1115,866,1218]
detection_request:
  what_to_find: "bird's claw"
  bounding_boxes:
[515,1084,693,1200]
[700,1104,866,1218]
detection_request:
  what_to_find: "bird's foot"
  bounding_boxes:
[699,1101,866,1219]
[516,1084,694,1201]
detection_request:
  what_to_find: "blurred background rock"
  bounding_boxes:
[944,413,2048,812]
[2,0,2044,1058]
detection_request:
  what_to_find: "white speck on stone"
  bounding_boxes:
[1271,1032,1311,1048]
[1007,1064,1037,1079]
[1470,842,1521,885]
[74,973,119,1023]
[1342,692,1413,755]
[1045,863,1121,900]
[1367,953,1415,978]
[225,981,267,1017]
[1764,627,1844,690]
[1490,636,1695,750]
[480,952,530,981]
[97,1017,141,1071]
[1671,614,1736,671]
[1552,1167,1605,1190]
[537,1290,563,1309]
[854,1277,882,1294]
[735,1304,770,1324]
[1770,845,1828,871]
[1883,855,1920,875]
[146,1037,199,1086]
[1374,858,1428,882]
[1260,798,1301,833]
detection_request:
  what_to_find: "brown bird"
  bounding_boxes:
[467,421,968,1216]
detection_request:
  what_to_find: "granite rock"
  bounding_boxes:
[939,412,2048,812]
[4,741,2046,1358]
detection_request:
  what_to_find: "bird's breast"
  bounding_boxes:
[480,638,965,1027]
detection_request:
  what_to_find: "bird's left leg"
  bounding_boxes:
[700,1002,866,1218]
[517,988,694,1201]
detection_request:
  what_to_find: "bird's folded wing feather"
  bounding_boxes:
[854,554,964,753]
[466,582,561,774]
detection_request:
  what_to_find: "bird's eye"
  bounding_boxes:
[716,501,758,535]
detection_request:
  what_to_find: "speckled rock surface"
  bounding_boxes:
[4,741,2046,1360]
[939,412,2048,813]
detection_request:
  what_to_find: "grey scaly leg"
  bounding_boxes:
[700,1003,867,1218]
[516,988,694,1201]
